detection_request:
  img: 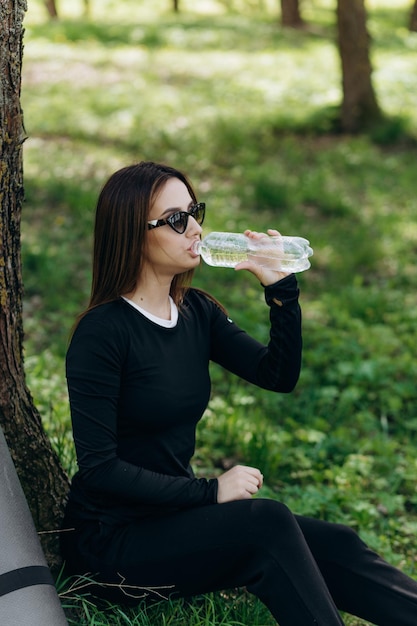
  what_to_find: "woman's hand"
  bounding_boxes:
[234,229,290,285]
[217,464,264,503]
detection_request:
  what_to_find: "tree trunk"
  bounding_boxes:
[336,0,382,132]
[173,0,179,12]
[83,0,91,18]
[280,0,303,28]
[44,0,58,19]
[0,0,69,573]
[410,0,417,31]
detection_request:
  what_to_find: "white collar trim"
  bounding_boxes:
[122,296,178,328]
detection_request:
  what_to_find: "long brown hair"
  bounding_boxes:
[77,161,198,324]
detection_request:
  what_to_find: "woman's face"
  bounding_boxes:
[144,177,203,276]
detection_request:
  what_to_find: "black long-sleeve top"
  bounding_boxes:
[65,275,302,524]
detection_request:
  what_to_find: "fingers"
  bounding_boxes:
[217,465,264,504]
[236,229,290,285]
[245,473,261,495]
[241,465,263,488]
[243,229,281,239]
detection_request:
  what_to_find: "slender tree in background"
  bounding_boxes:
[44,0,58,19]
[44,0,91,19]
[0,0,69,571]
[280,0,303,27]
[336,0,382,132]
[410,0,417,31]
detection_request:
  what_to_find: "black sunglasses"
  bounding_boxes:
[147,202,205,235]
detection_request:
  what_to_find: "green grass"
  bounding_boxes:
[21,0,417,624]
[58,582,276,626]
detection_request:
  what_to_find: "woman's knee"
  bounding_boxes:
[245,498,299,539]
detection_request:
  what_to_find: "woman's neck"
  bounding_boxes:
[123,277,172,320]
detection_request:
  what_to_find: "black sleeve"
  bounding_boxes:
[66,315,218,509]
[209,274,302,392]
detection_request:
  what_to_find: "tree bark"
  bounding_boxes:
[336,0,382,132]
[0,0,69,573]
[280,0,303,28]
[410,0,417,31]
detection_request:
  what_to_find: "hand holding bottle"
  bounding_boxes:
[234,229,291,285]
[192,228,313,285]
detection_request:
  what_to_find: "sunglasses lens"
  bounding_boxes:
[192,203,205,225]
[169,211,188,234]
[167,204,205,233]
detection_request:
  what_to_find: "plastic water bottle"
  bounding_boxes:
[192,232,313,273]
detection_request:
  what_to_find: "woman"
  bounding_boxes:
[62,161,417,625]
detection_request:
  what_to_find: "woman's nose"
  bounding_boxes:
[187,216,203,235]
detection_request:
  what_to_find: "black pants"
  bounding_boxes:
[61,498,417,626]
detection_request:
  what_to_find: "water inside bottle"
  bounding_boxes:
[200,247,248,267]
